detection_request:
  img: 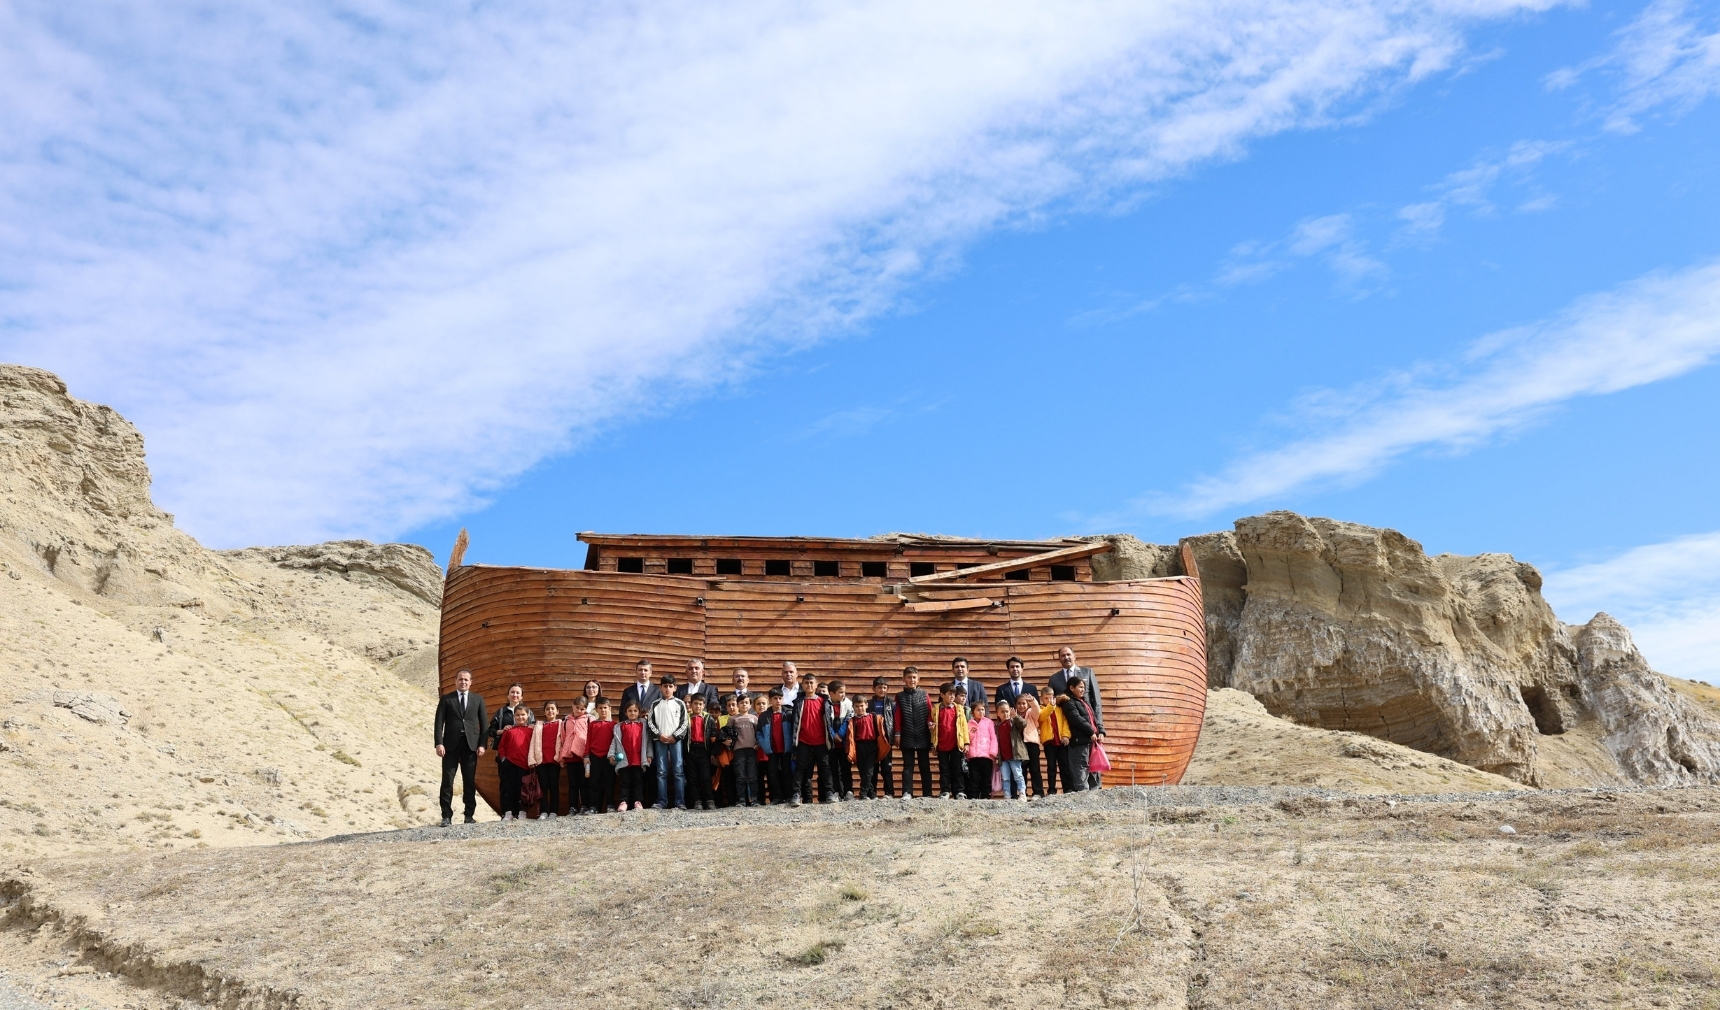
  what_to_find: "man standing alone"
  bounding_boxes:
[893,666,932,798]
[434,668,486,826]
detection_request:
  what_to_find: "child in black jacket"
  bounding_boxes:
[683,695,722,811]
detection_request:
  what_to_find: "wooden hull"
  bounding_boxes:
[440,567,1207,810]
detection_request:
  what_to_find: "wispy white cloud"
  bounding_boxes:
[1543,531,1720,683]
[1138,258,1720,518]
[1217,212,1386,289]
[0,0,1557,545]
[1395,139,1569,237]
[1548,0,1720,132]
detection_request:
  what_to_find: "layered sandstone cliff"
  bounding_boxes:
[1090,512,1720,786]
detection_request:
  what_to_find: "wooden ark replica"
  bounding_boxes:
[440,532,1208,811]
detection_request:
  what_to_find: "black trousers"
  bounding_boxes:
[900,746,932,798]
[618,765,645,806]
[968,757,993,799]
[439,741,478,819]
[876,752,894,798]
[587,759,615,811]
[832,749,853,797]
[855,746,878,799]
[796,742,833,802]
[937,748,966,796]
[1044,743,1068,794]
[563,758,586,813]
[1067,741,1092,792]
[765,753,794,804]
[1024,742,1044,796]
[534,763,560,816]
[734,749,760,804]
[499,759,524,815]
[687,751,715,805]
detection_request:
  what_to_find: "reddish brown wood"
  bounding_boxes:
[442,548,1207,811]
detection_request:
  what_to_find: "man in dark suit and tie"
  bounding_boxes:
[949,657,984,710]
[434,668,487,826]
[619,659,663,805]
[991,657,1039,710]
[620,659,663,715]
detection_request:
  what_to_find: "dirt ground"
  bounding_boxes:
[0,785,1715,1010]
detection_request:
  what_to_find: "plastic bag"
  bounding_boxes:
[1088,740,1113,774]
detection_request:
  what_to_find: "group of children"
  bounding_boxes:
[489,661,1104,819]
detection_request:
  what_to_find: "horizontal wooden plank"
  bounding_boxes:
[907,542,1116,583]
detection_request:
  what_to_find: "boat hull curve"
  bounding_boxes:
[439,567,1206,811]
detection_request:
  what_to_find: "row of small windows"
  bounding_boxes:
[614,557,1075,580]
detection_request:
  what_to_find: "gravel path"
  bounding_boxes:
[328,781,1658,847]
[0,978,50,1010]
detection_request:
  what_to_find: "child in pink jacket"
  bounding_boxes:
[965,701,998,800]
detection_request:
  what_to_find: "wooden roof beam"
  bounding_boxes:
[906,541,1115,583]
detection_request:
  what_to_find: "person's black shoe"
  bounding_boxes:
[440,816,452,827]
[463,814,476,824]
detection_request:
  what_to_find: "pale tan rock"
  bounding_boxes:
[1088,512,1720,787]
[0,364,447,861]
[1574,613,1720,782]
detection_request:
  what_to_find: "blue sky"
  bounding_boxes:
[5,0,1720,678]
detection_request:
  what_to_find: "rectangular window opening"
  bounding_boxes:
[860,561,887,578]
[617,557,644,574]
[1004,569,1030,581]
[666,557,694,575]
[765,559,792,576]
[909,562,936,578]
[1050,565,1076,582]
[715,558,743,576]
[813,560,840,577]
[955,562,978,570]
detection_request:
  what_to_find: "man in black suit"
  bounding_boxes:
[434,668,487,826]
[992,657,1039,710]
[949,657,985,710]
[619,659,662,805]
[676,658,722,710]
[1049,646,1104,787]
[620,659,662,715]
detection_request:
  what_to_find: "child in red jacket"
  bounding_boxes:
[536,702,563,818]
[609,700,650,811]
[584,699,617,814]
[497,706,533,821]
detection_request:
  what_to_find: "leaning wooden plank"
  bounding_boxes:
[902,597,996,613]
[906,541,1115,583]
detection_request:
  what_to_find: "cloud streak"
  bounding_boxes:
[1542,531,1720,683]
[1549,0,1720,131]
[1142,259,1720,518]
[0,0,1554,545]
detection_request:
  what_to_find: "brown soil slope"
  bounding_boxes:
[1,787,1714,1010]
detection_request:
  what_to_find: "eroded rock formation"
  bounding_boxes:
[1093,511,1720,786]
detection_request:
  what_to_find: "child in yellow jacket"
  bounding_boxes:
[1038,686,1071,795]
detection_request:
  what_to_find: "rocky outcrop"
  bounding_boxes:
[1090,511,1720,787]
[220,541,444,607]
[0,362,441,676]
[1575,614,1720,783]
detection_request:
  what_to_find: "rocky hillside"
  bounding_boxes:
[1090,513,1720,787]
[0,365,445,859]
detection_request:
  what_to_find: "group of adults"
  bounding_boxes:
[432,646,1104,824]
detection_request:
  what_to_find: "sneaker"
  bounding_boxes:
[633,802,645,811]
[792,797,804,807]
[829,794,842,803]
[954,793,965,801]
